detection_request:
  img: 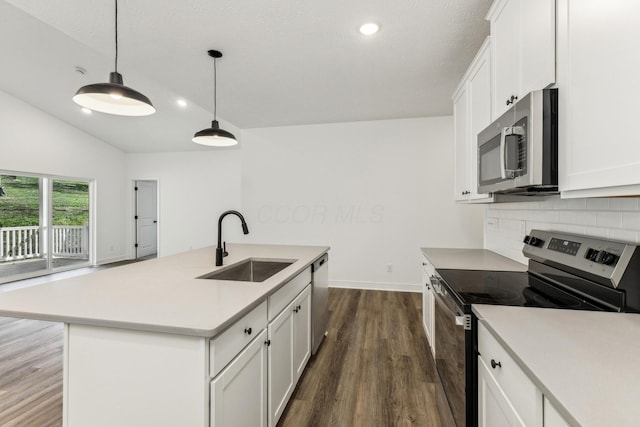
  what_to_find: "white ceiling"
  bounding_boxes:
[0,0,491,153]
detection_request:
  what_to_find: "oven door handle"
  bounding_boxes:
[432,284,467,328]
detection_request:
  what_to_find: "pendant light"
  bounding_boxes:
[72,0,155,116]
[192,50,238,147]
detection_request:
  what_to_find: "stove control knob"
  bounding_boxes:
[523,235,544,247]
[600,251,618,266]
[585,248,600,262]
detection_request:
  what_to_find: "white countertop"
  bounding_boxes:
[474,304,640,426]
[0,244,328,338]
[420,248,527,271]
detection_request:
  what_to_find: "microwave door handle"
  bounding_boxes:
[501,126,525,179]
[500,127,508,179]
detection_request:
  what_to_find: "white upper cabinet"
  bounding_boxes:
[558,0,640,197]
[453,38,494,202]
[488,0,556,119]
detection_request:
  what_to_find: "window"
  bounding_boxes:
[0,172,91,283]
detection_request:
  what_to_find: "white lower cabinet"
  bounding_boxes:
[268,284,312,427]
[478,357,527,427]
[292,285,312,383]
[478,321,577,427]
[420,255,435,355]
[211,329,268,427]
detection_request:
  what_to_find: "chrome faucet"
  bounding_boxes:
[216,210,249,266]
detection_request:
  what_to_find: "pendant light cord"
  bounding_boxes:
[114,0,119,73]
[213,57,217,121]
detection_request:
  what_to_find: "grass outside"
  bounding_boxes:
[0,175,89,228]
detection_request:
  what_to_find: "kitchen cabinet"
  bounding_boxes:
[453,38,494,203]
[487,0,555,118]
[477,322,542,427]
[420,255,435,355]
[268,284,312,427]
[557,0,640,197]
[477,356,526,427]
[211,328,268,427]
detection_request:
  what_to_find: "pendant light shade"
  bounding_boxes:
[192,120,237,146]
[73,0,155,116]
[192,50,237,147]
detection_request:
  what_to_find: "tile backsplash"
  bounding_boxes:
[485,196,640,264]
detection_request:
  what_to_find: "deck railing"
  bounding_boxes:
[0,224,89,261]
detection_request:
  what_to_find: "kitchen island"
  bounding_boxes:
[0,243,329,427]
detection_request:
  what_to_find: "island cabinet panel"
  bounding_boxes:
[211,329,268,427]
[64,324,208,427]
[267,298,295,427]
[267,284,312,427]
[268,267,311,320]
[210,300,268,377]
[292,285,311,383]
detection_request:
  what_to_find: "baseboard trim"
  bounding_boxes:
[330,280,421,293]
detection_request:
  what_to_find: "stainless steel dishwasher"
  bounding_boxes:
[311,253,329,354]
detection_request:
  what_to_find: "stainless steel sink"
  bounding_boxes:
[197,258,296,282]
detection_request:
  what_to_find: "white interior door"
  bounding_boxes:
[135,180,157,258]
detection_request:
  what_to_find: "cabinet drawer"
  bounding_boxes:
[268,267,311,320]
[477,322,541,427]
[210,300,268,377]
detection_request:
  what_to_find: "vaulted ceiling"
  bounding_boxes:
[0,0,491,152]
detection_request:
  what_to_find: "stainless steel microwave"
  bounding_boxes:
[477,89,558,195]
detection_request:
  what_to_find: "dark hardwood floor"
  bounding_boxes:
[279,289,443,427]
[0,288,444,427]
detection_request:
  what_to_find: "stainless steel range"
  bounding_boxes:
[431,229,640,427]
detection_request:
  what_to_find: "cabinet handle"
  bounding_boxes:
[244,327,252,335]
[490,359,502,369]
[265,339,271,346]
[297,305,302,311]
[506,95,518,106]
[293,307,298,313]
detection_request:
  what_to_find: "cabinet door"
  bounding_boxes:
[490,0,555,119]
[477,357,527,427]
[467,40,494,201]
[293,285,312,383]
[491,0,520,118]
[268,301,295,427]
[558,0,640,196]
[520,0,555,97]
[453,85,470,201]
[211,329,268,427]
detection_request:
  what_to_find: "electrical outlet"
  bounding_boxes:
[386,264,393,273]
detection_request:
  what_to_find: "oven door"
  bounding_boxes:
[433,281,467,427]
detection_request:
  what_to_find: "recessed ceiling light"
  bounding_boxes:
[359,22,379,35]
[81,107,92,115]
[177,99,187,108]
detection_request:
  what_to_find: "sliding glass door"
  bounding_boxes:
[0,173,91,283]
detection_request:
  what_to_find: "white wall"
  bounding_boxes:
[241,117,485,291]
[126,150,242,257]
[485,196,640,263]
[0,89,128,264]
